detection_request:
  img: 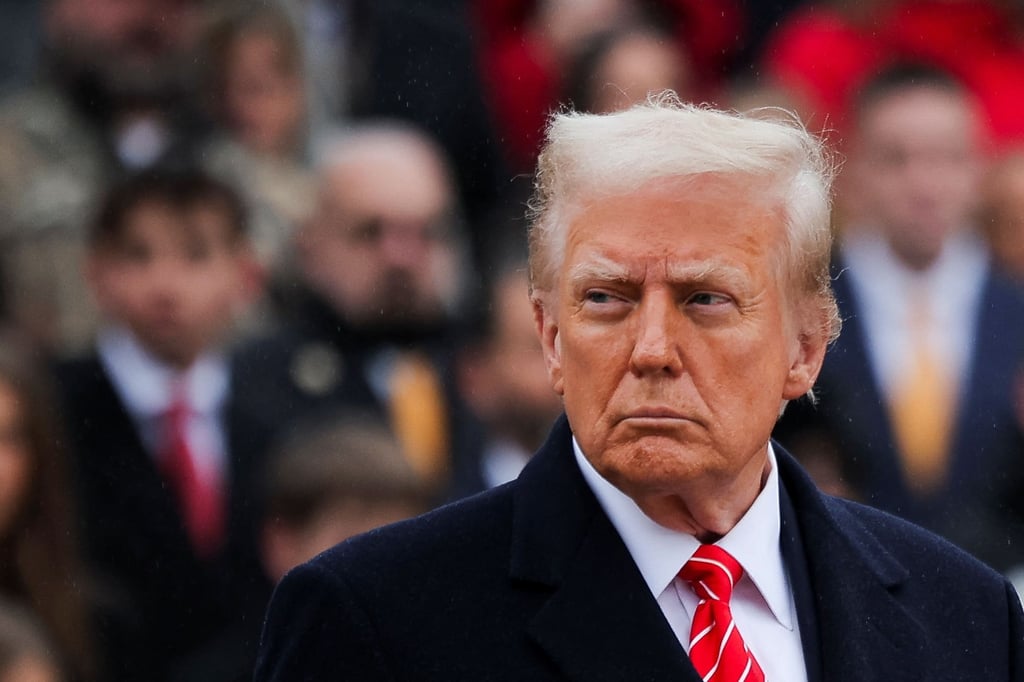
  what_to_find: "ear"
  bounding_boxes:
[455,343,497,415]
[532,293,564,395]
[260,518,300,585]
[782,322,829,401]
[234,245,265,309]
[83,252,111,312]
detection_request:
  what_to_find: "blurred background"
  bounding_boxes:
[2,0,1024,680]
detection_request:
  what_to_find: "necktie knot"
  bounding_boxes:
[679,543,743,603]
[165,382,192,424]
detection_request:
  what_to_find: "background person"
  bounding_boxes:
[235,123,474,497]
[56,168,270,681]
[774,63,1024,573]
[0,598,65,682]
[259,411,434,583]
[0,332,99,682]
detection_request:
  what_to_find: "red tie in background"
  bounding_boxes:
[679,544,766,682]
[159,387,225,558]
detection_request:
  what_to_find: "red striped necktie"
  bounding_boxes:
[679,544,766,682]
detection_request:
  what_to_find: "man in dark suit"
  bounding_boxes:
[57,169,272,681]
[235,123,475,497]
[774,64,1024,574]
[255,97,1024,680]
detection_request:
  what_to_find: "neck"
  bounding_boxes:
[631,451,771,540]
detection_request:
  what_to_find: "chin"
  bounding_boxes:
[595,437,711,492]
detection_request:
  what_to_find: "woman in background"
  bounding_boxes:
[0,332,97,681]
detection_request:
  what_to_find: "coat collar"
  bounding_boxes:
[511,415,697,680]
[510,416,927,681]
[775,448,927,682]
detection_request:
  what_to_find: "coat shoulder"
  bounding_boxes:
[311,482,517,582]
[823,493,1011,586]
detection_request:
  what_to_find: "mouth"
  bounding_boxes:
[620,407,692,422]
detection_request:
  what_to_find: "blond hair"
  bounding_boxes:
[528,93,840,341]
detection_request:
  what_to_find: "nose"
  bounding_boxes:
[144,258,187,304]
[379,224,428,270]
[629,291,684,377]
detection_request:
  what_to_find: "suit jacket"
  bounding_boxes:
[255,416,1024,681]
[233,288,471,501]
[774,260,1024,570]
[56,354,274,682]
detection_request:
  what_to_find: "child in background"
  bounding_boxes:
[260,412,434,583]
[57,168,271,682]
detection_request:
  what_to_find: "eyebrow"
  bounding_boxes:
[567,255,749,289]
[567,255,632,287]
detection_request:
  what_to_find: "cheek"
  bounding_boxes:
[692,321,791,403]
[97,274,146,315]
[188,279,246,328]
[0,449,31,535]
[558,332,622,417]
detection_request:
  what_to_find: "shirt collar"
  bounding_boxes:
[573,437,793,629]
[97,325,230,418]
[842,227,988,305]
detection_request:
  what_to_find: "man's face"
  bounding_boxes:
[535,181,824,526]
[89,200,251,367]
[849,86,982,268]
[463,270,564,451]
[47,0,200,99]
[301,151,458,331]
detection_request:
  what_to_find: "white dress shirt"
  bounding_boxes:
[840,229,988,402]
[97,325,230,488]
[481,438,532,489]
[574,438,807,681]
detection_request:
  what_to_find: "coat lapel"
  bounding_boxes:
[511,417,697,681]
[510,420,932,681]
[777,447,928,682]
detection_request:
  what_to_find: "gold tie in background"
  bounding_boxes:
[888,289,957,495]
[388,351,449,484]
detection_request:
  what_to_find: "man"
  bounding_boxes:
[255,98,1024,680]
[775,64,1024,573]
[452,235,564,498]
[0,0,208,353]
[57,168,270,681]
[235,123,471,491]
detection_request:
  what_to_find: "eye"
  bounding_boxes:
[688,292,732,306]
[349,218,383,244]
[183,239,212,262]
[585,291,616,304]
[121,240,153,265]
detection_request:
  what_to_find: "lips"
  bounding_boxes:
[622,407,689,420]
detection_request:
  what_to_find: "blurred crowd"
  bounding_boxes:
[1,0,1024,680]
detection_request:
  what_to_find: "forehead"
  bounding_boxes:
[857,87,978,150]
[117,198,236,246]
[321,145,450,222]
[561,180,784,274]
